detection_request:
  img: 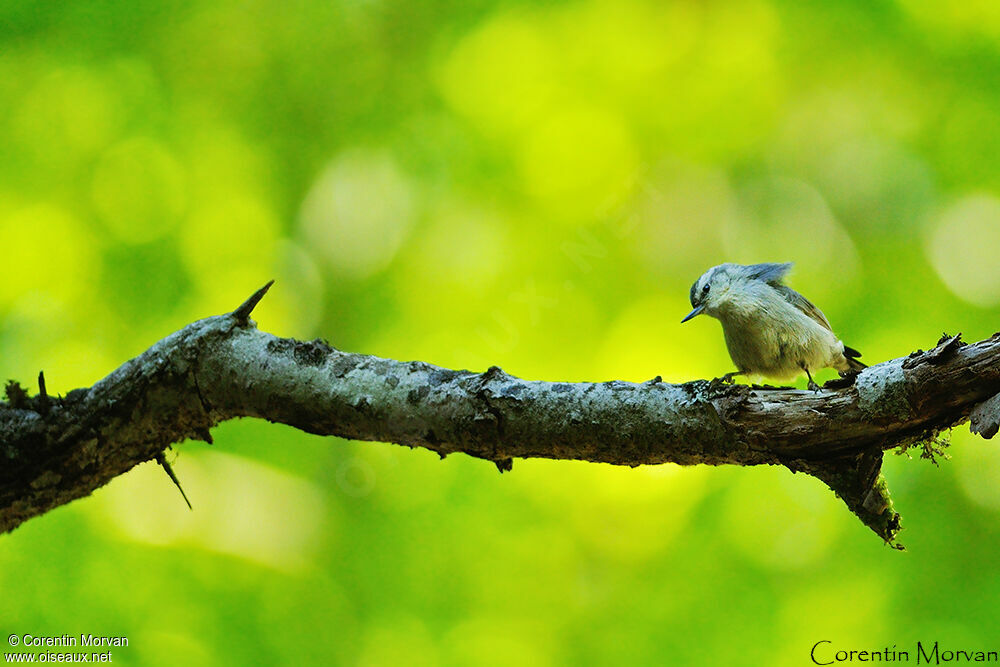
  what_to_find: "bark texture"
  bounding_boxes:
[2,284,998,548]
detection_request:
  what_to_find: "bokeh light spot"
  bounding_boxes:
[895,0,1000,38]
[955,432,1000,510]
[0,203,97,305]
[437,11,563,137]
[599,293,729,383]
[394,197,510,323]
[93,451,327,573]
[722,177,860,306]
[300,150,416,279]
[518,106,638,219]
[0,293,115,393]
[775,577,889,664]
[357,617,440,667]
[512,459,707,565]
[555,0,699,92]
[628,162,732,281]
[926,194,1000,307]
[261,239,325,337]
[13,66,120,162]
[723,468,842,569]
[179,194,281,315]
[443,616,553,667]
[91,137,187,243]
[937,96,1000,187]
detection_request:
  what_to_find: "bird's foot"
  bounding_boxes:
[801,366,821,393]
[708,372,743,392]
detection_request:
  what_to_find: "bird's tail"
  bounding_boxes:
[842,345,867,373]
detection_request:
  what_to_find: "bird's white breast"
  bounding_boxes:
[716,288,843,380]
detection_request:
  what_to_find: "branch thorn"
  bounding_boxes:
[232,280,275,325]
[156,451,193,510]
[37,371,50,416]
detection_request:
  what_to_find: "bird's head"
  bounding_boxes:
[681,262,792,323]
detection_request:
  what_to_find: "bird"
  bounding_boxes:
[681,262,866,390]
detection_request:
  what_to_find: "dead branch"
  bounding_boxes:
[3,284,999,549]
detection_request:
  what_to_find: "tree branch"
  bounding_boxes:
[2,285,998,548]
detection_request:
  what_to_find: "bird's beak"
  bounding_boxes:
[681,305,704,323]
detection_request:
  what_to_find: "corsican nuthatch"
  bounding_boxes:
[681,262,866,390]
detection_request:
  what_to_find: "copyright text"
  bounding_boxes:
[812,641,999,664]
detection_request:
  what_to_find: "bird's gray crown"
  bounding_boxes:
[689,262,793,307]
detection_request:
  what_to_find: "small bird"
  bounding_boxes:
[681,262,866,390]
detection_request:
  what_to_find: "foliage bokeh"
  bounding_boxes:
[3,0,1000,664]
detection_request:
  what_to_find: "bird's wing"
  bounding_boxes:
[773,284,833,332]
[746,262,793,286]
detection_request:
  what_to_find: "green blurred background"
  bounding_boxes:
[3,0,1000,664]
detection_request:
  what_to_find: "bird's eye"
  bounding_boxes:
[702,284,710,294]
